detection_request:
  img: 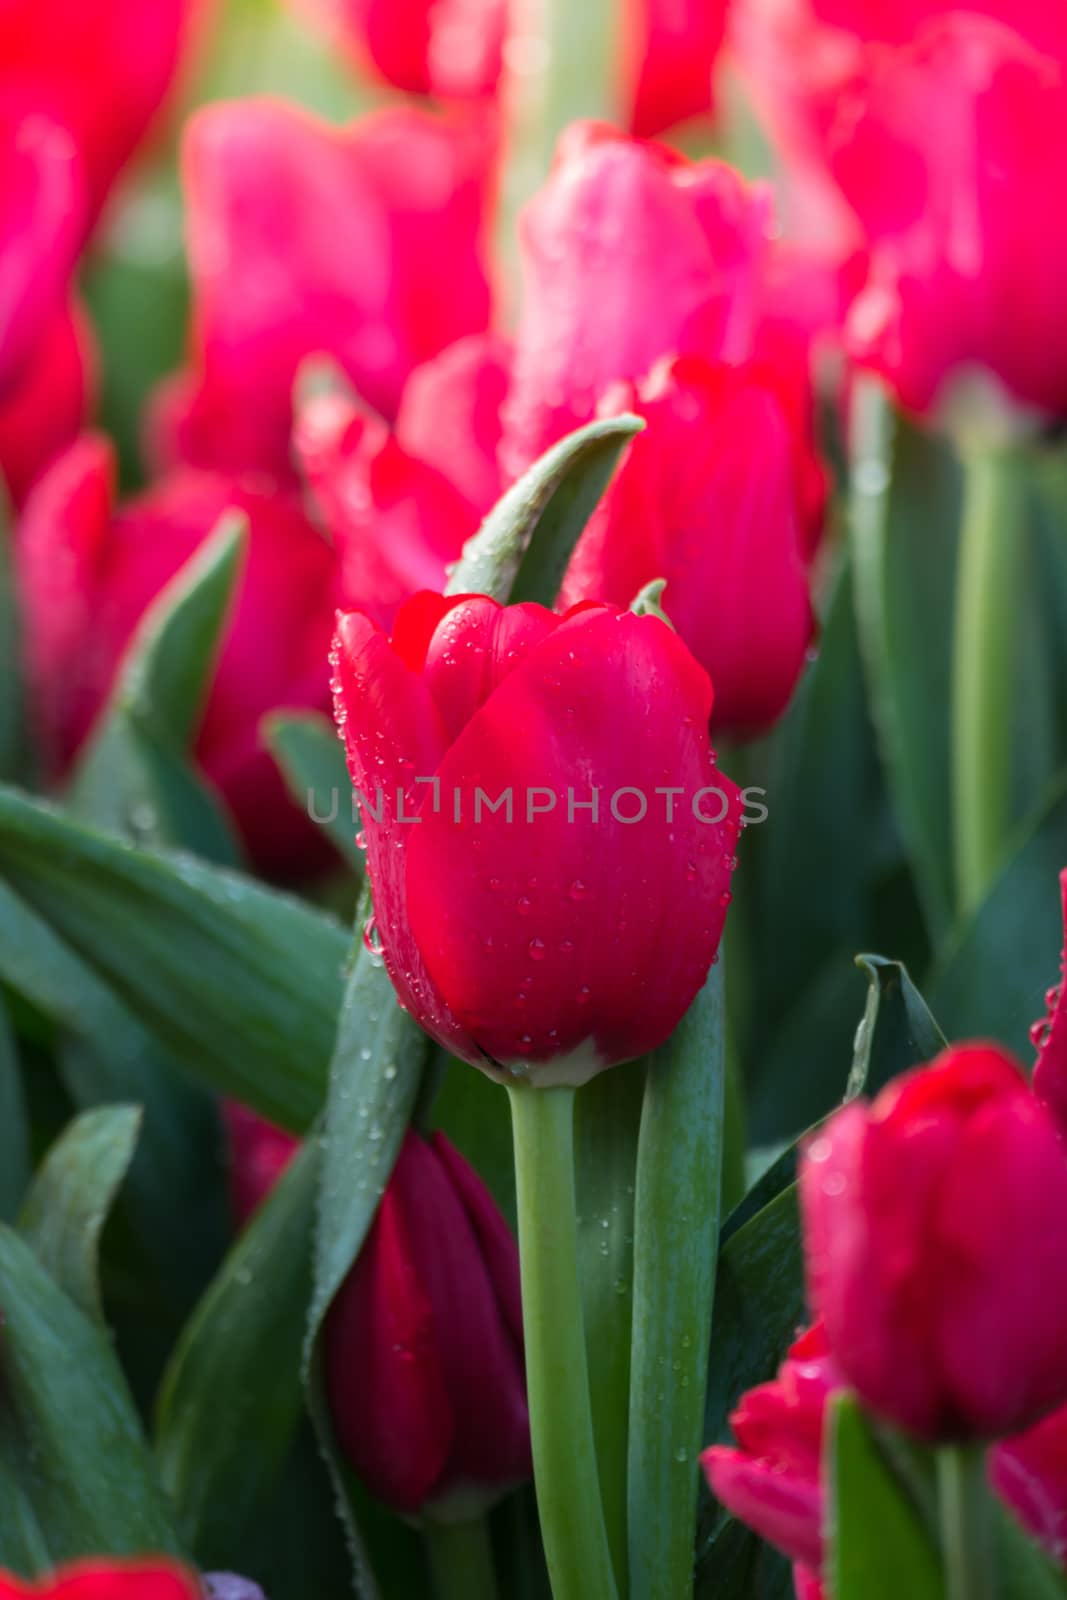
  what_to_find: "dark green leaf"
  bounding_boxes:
[157,1137,320,1562]
[19,1105,141,1319]
[847,954,947,1101]
[695,1514,793,1600]
[931,774,1067,1056]
[66,516,246,862]
[447,415,643,605]
[629,963,726,1600]
[0,485,30,784]
[828,1393,941,1600]
[0,1225,182,1565]
[995,1497,1067,1599]
[0,784,347,1130]
[266,710,366,873]
[0,992,30,1221]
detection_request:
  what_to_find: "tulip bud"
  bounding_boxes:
[324,1130,529,1516]
[801,1044,1067,1441]
[702,1323,837,1575]
[289,0,505,100]
[331,593,741,1085]
[221,1102,299,1229]
[622,0,726,138]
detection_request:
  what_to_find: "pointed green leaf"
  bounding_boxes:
[0,993,30,1221]
[66,515,246,861]
[0,785,347,1130]
[447,415,643,605]
[157,1136,320,1562]
[629,962,726,1600]
[829,1393,941,1600]
[847,955,947,1101]
[0,1225,182,1563]
[266,710,366,873]
[19,1105,142,1320]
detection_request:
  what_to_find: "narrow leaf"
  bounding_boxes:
[266,710,366,873]
[19,1105,142,1320]
[0,484,30,783]
[629,961,726,1600]
[0,993,30,1221]
[847,955,947,1101]
[447,415,642,605]
[828,1393,941,1600]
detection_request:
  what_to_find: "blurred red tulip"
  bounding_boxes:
[152,99,496,481]
[332,592,740,1083]
[801,1045,1067,1441]
[291,0,506,99]
[0,1560,200,1598]
[622,0,727,137]
[325,1129,529,1515]
[993,1402,1067,1570]
[16,435,339,874]
[0,300,91,505]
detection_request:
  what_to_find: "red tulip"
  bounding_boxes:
[222,1101,299,1227]
[702,1323,838,1573]
[1033,869,1067,1137]
[992,1402,1067,1571]
[294,334,510,631]
[332,593,741,1083]
[290,0,505,99]
[801,1045,1067,1441]
[152,99,495,481]
[0,1561,200,1598]
[559,358,814,737]
[0,300,91,505]
[16,435,338,874]
[502,122,824,738]
[622,0,727,137]
[735,2,1067,423]
[325,1129,529,1514]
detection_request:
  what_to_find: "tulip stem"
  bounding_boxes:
[952,447,1025,916]
[508,1083,619,1600]
[423,1514,500,1600]
[937,1445,996,1600]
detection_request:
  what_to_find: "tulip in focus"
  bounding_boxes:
[152,99,495,481]
[800,1044,1067,1441]
[16,435,339,874]
[0,1560,200,1598]
[331,592,741,1084]
[324,1129,530,1515]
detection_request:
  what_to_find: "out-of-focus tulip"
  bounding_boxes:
[331,592,740,1084]
[1033,869,1067,1137]
[16,435,338,874]
[0,1560,200,1598]
[559,358,814,737]
[325,1129,529,1515]
[702,1323,838,1574]
[290,0,505,99]
[622,0,727,137]
[153,99,495,481]
[993,1402,1067,1570]
[801,1045,1067,1441]
[734,2,1067,425]
[222,1101,299,1227]
[503,122,823,736]
[0,301,91,505]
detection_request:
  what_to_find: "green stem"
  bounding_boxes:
[938,1445,996,1600]
[952,448,1025,915]
[423,1514,500,1600]
[508,1084,619,1600]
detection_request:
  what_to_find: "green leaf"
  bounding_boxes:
[629,962,727,1600]
[0,485,30,784]
[0,1225,182,1568]
[0,784,347,1130]
[995,1497,1067,1600]
[447,415,643,606]
[156,1136,320,1563]
[19,1105,142,1320]
[849,383,961,940]
[0,992,30,1221]
[828,1393,942,1600]
[847,954,947,1101]
[931,773,1067,1056]
[66,515,246,862]
[266,710,366,874]
[304,908,432,1597]
[575,1062,646,1592]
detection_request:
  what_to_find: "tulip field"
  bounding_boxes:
[3,2,1067,1597]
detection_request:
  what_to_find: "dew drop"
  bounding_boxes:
[528,938,547,961]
